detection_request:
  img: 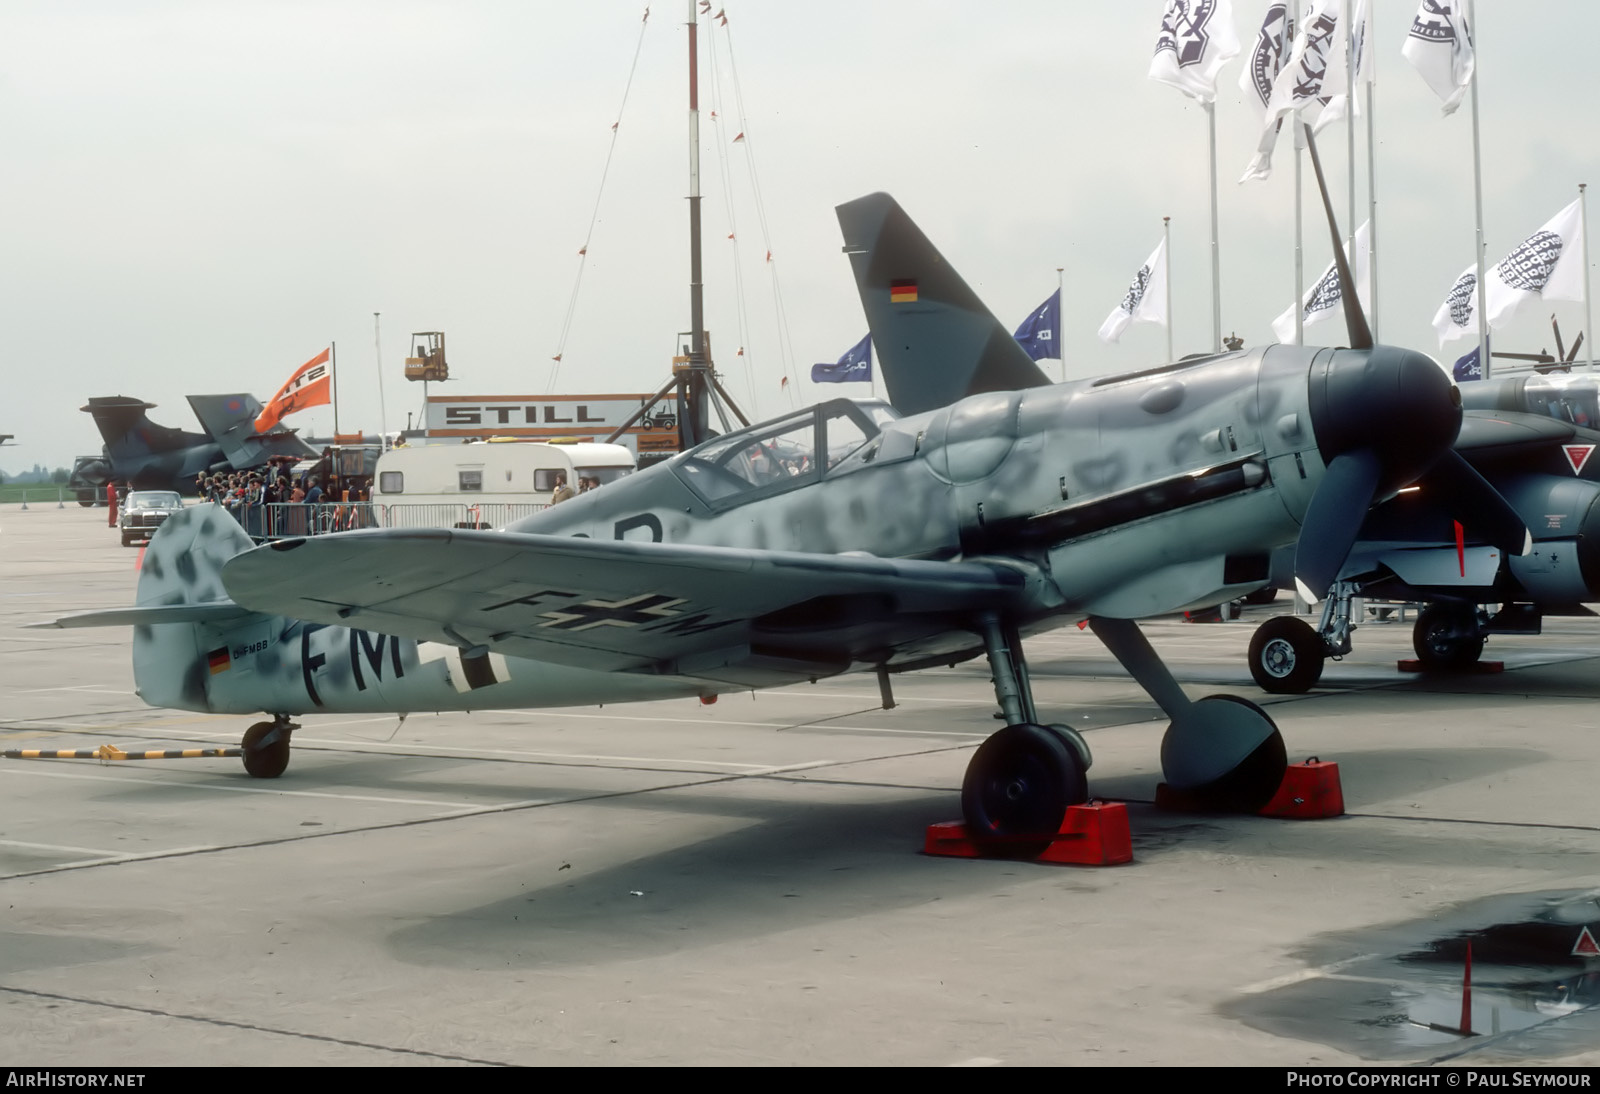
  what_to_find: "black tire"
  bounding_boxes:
[241,721,291,779]
[77,491,96,508]
[1412,604,1485,671]
[1242,586,1280,607]
[120,534,133,547]
[1248,616,1326,694]
[961,722,1088,838]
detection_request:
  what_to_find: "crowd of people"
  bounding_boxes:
[193,465,372,537]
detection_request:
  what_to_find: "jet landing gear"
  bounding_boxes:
[1090,616,1286,813]
[1412,604,1486,671]
[960,615,1092,838]
[241,715,297,778]
[1248,580,1363,694]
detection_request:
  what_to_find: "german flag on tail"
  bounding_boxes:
[890,279,918,303]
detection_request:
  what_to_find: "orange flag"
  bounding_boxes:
[254,348,332,433]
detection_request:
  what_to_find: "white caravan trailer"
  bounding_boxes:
[372,439,635,527]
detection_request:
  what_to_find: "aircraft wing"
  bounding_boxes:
[221,529,1031,685]
[1456,410,1576,458]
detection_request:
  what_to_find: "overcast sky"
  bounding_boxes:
[5,1,1598,474]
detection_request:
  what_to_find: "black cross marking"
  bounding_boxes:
[539,593,687,632]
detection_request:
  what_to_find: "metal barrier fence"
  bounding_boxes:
[221,501,549,540]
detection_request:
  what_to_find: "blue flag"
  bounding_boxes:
[1453,340,1487,382]
[811,334,872,383]
[1013,289,1061,361]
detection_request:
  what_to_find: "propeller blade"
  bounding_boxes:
[1412,449,1532,557]
[1553,315,1567,362]
[1302,123,1373,351]
[1295,448,1382,602]
[1569,330,1584,363]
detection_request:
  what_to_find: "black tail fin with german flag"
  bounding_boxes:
[835,193,1052,416]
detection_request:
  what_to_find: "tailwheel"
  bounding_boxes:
[241,720,292,779]
[961,723,1089,841]
[1412,604,1485,671]
[1160,695,1286,813]
[1248,616,1326,694]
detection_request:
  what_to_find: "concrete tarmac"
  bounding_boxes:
[4,503,1600,1066]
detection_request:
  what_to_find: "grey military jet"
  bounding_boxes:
[37,140,1528,838]
[1246,370,1600,692]
[69,394,315,500]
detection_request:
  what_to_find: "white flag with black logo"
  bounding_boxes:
[1271,220,1371,344]
[1401,0,1474,116]
[1431,263,1480,346]
[1312,0,1370,134]
[1238,2,1293,183]
[1149,0,1240,104]
[1098,238,1170,344]
[1484,199,1584,328]
[1261,0,1346,141]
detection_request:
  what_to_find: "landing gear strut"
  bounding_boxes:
[241,714,297,778]
[1090,616,1286,812]
[960,615,1091,837]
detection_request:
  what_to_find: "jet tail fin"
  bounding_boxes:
[187,394,266,466]
[835,193,1052,415]
[188,393,318,466]
[80,396,207,463]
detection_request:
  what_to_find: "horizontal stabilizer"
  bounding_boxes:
[836,193,1052,416]
[31,602,252,629]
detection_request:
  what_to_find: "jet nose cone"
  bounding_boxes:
[1308,346,1461,491]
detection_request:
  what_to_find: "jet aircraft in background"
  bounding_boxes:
[68,394,316,501]
[1245,369,1600,692]
[37,130,1529,839]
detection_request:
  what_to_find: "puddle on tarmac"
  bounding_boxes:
[1223,889,1600,1061]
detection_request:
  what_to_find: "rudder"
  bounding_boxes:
[835,193,1052,416]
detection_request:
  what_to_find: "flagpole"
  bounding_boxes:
[331,340,340,440]
[1294,123,1305,345]
[1582,182,1594,372]
[1346,5,1356,259]
[1467,0,1489,379]
[373,312,388,450]
[1205,101,1222,354]
[1163,217,1174,362]
[1366,3,1379,340]
[1056,267,1065,380]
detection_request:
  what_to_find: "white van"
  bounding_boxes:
[372,440,634,527]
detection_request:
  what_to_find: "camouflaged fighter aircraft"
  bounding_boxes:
[36,140,1532,838]
[1245,370,1600,693]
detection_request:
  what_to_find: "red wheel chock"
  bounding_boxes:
[1257,757,1345,818]
[923,801,1133,866]
[1155,758,1346,819]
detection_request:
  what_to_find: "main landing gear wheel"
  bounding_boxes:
[1412,604,1485,671]
[1160,695,1286,813]
[1248,616,1326,694]
[961,723,1089,841]
[241,721,291,779]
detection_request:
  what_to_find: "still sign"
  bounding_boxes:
[423,394,681,457]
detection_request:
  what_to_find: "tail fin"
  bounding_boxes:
[835,193,1052,415]
[80,396,209,464]
[186,394,266,466]
[132,504,265,712]
[187,393,318,467]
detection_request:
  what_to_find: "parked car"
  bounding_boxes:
[118,490,184,546]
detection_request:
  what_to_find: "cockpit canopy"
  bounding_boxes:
[671,398,899,507]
